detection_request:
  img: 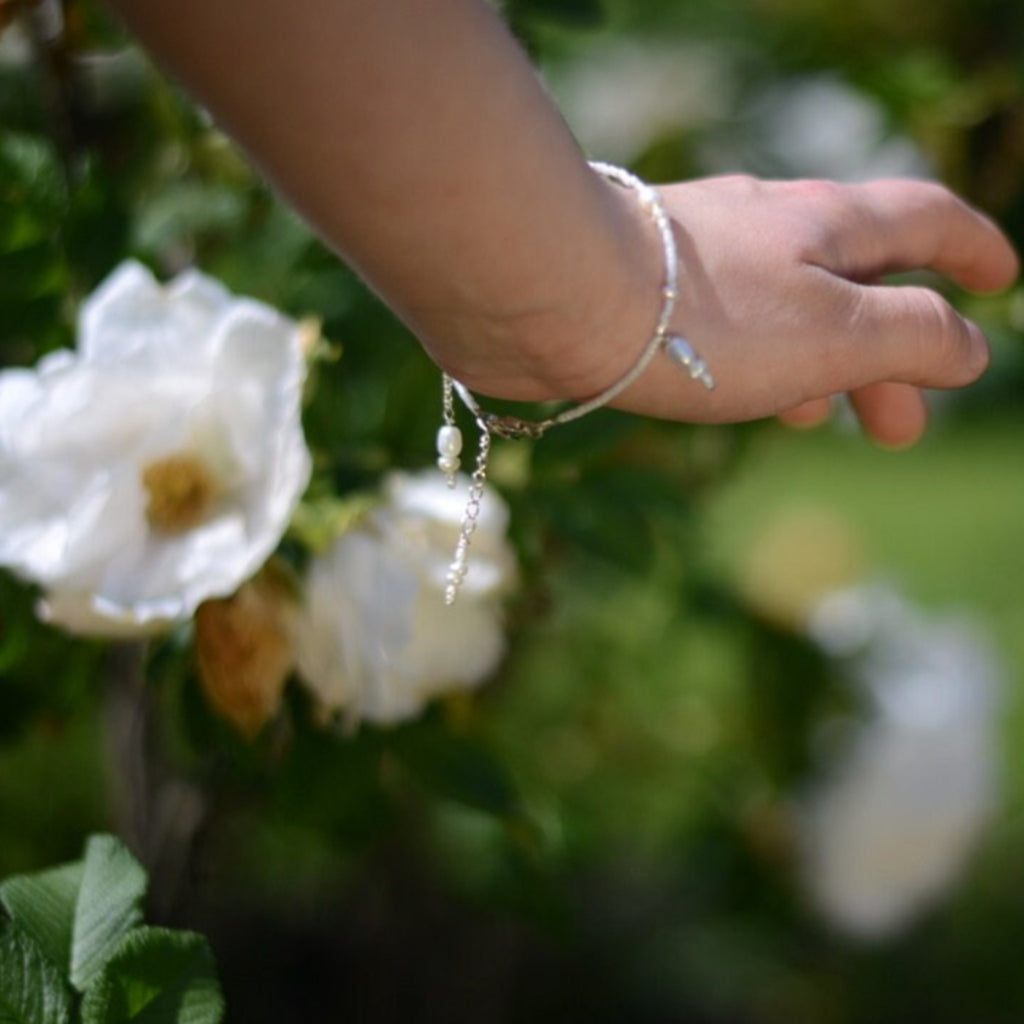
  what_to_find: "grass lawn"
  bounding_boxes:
[707,411,1024,808]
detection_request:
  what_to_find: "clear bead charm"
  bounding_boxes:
[665,334,715,390]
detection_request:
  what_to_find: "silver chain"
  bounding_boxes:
[442,373,456,428]
[444,419,491,606]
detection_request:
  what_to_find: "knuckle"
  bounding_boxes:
[906,286,983,380]
[713,173,761,196]
[784,180,856,261]
[916,180,957,207]
[872,177,952,208]
[915,286,960,345]
[791,178,846,203]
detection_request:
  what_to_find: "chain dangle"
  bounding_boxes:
[444,419,491,606]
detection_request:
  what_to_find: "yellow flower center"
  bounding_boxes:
[142,453,220,535]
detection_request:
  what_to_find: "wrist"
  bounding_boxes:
[446,161,712,430]
[438,161,714,603]
[548,165,672,399]
[415,160,670,406]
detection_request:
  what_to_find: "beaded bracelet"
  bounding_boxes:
[437,160,715,605]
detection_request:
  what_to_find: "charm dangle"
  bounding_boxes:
[437,375,463,488]
[664,334,715,390]
[437,373,492,605]
[436,425,462,486]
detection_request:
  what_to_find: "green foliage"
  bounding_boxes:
[66,837,147,992]
[80,930,223,1024]
[504,0,606,51]
[0,921,73,1024]
[0,573,105,746]
[0,864,86,986]
[0,0,1022,1021]
[0,133,71,357]
[509,0,605,26]
[393,725,523,820]
[0,838,224,1024]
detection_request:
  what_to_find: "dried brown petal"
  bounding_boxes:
[195,565,297,738]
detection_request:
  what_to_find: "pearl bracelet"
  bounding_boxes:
[437,160,714,605]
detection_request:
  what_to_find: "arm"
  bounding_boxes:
[106,0,1018,446]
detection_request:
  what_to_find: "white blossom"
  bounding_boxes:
[797,583,1000,940]
[705,74,930,182]
[295,470,516,726]
[0,260,311,635]
[0,19,32,69]
[551,41,732,163]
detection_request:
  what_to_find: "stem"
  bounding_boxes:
[101,641,209,921]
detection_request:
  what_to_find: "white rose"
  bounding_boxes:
[295,470,516,726]
[0,260,311,635]
[797,584,1000,939]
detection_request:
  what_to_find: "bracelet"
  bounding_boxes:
[437,160,715,605]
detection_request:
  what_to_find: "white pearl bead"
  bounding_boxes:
[437,455,459,474]
[436,425,463,458]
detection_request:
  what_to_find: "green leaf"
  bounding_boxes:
[0,208,50,252]
[0,240,65,304]
[80,928,225,1024]
[70,836,148,992]
[0,863,84,976]
[395,729,522,819]
[507,0,605,28]
[535,480,656,574]
[2,836,148,992]
[0,920,73,1024]
[0,133,67,220]
[529,410,638,471]
[287,494,376,554]
[132,182,246,258]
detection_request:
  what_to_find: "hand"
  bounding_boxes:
[593,176,1018,446]
[103,0,1017,450]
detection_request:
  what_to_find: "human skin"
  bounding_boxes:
[106,0,1019,447]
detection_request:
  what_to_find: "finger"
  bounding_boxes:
[839,281,991,391]
[848,381,928,448]
[843,180,1019,292]
[779,397,833,429]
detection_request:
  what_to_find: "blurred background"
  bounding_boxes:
[2,0,1024,1020]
